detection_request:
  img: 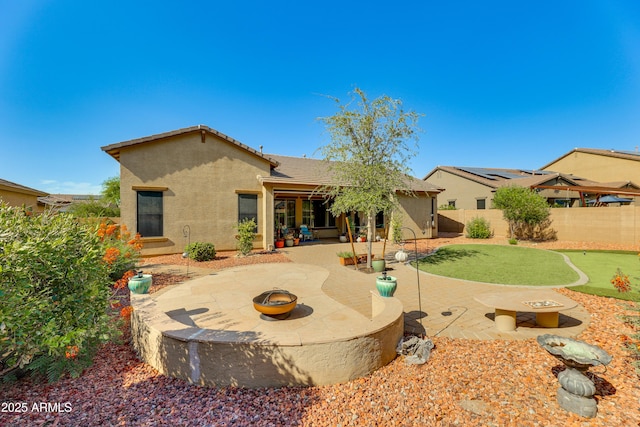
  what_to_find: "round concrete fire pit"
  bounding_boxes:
[129,263,404,388]
[253,289,298,319]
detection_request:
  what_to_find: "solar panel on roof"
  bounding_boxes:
[457,167,525,181]
[457,167,501,181]
[521,169,553,175]
[487,171,523,179]
[614,150,640,157]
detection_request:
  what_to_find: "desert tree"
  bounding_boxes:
[492,185,552,240]
[317,88,423,268]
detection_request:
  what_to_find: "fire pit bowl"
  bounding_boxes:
[253,289,298,319]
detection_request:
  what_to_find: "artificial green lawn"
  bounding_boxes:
[415,244,580,286]
[556,250,640,301]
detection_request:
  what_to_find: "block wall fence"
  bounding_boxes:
[438,206,640,246]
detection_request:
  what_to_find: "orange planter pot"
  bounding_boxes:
[339,254,374,266]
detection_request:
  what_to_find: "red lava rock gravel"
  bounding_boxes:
[1,239,639,426]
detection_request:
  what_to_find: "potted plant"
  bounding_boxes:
[371,256,386,272]
[376,271,397,297]
[284,232,294,247]
[275,238,285,248]
[337,251,356,266]
[337,251,374,266]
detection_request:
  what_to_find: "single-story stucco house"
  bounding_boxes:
[424,165,640,209]
[0,178,48,213]
[101,125,442,256]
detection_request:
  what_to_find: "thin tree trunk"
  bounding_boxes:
[367,213,374,269]
[345,217,359,270]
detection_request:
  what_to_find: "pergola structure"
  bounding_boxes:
[533,185,640,206]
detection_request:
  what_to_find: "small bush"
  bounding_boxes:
[67,199,120,218]
[0,204,119,382]
[391,214,404,244]
[236,218,257,256]
[508,238,518,245]
[185,242,216,261]
[465,217,492,239]
[337,251,355,258]
[97,221,142,280]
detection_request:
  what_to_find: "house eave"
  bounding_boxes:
[101,125,279,167]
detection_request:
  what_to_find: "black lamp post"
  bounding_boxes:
[401,226,424,332]
[182,225,190,276]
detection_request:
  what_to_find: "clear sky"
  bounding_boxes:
[2,1,639,194]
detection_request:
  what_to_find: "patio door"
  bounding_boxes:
[275,199,296,231]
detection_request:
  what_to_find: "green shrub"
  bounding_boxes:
[0,204,117,382]
[337,251,355,258]
[236,218,257,256]
[67,199,120,218]
[391,213,404,244]
[465,217,492,239]
[97,220,141,280]
[185,242,216,261]
[509,238,518,245]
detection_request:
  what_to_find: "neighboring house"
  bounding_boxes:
[0,178,48,213]
[541,148,640,185]
[101,125,441,256]
[423,166,580,209]
[423,166,640,209]
[38,194,105,212]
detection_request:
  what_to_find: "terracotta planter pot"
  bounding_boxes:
[339,254,374,266]
[275,239,285,248]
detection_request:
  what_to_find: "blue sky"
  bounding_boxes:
[2,1,640,194]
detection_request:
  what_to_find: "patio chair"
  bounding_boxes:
[300,225,313,241]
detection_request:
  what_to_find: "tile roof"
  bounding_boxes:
[424,166,563,189]
[541,147,640,169]
[101,125,279,166]
[262,154,441,193]
[0,178,48,196]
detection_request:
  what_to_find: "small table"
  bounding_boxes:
[474,290,579,332]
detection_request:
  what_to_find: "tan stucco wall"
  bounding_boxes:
[394,193,438,240]
[425,169,494,210]
[0,190,45,213]
[439,206,640,245]
[543,152,640,184]
[119,132,272,255]
[130,290,404,388]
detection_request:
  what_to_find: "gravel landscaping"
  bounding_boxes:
[1,238,639,426]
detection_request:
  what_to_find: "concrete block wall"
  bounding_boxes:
[438,206,640,245]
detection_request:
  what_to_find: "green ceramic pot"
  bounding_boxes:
[376,275,397,297]
[128,274,152,294]
[371,259,386,273]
